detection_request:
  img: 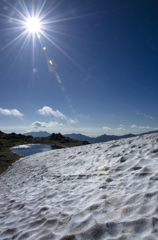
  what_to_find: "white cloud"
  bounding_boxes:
[0,108,23,118]
[31,121,63,129]
[102,126,113,131]
[47,121,63,127]
[32,121,47,128]
[37,106,79,125]
[117,127,125,131]
[102,125,126,133]
[37,106,66,119]
[68,119,79,124]
[131,125,138,128]
[131,125,153,130]
[139,126,151,129]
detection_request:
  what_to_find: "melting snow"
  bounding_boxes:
[1,133,158,239]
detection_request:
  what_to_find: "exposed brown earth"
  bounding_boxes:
[0,148,24,175]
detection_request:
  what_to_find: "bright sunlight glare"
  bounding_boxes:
[0,0,89,71]
[26,17,41,33]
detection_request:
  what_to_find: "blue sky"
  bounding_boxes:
[0,0,158,137]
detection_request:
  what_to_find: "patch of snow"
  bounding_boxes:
[12,144,42,149]
[1,133,158,239]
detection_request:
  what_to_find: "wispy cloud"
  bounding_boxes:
[139,126,151,129]
[32,121,63,129]
[102,126,113,131]
[117,127,125,131]
[137,111,154,120]
[131,124,152,129]
[37,106,79,125]
[117,125,125,131]
[103,125,126,132]
[68,119,79,124]
[131,124,138,128]
[37,106,66,119]
[0,107,23,118]
[47,122,63,127]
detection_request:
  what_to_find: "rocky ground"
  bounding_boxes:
[0,131,89,175]
[0,148,24,175]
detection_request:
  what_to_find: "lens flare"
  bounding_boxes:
[47,59,57,72]
[33,68,37,73]
[0,0,90,72]
[0,0,89,118]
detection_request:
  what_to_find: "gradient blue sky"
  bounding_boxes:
[0,0,158,136]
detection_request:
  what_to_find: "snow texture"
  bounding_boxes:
[1,133,158,240]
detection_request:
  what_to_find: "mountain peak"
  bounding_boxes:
[24,131,50,138]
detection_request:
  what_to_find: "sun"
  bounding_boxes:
[26,17,41,34]
[0,0,88,71]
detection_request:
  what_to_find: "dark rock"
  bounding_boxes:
[50,133,65,141]
[82,141,89,145]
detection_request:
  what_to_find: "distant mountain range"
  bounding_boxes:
[64,133,95,143]
[64,130,158,144]
[24,131,51,138]
[64,133,135,144]
[24,130,158,144]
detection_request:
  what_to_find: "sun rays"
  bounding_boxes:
[0,0,90,72]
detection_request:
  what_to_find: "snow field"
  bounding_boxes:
[0,133,158,239]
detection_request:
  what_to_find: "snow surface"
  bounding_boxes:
[1,133,158,240]
[12,144,40,149]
